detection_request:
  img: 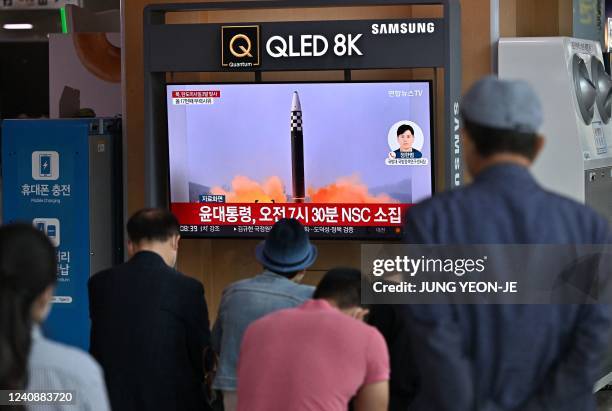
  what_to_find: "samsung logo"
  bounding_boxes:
[371,22,436,35]
[453,101,461,187]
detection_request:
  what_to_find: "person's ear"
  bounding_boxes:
[292,270,306,283]
[460,129,482,179]
[462,129,477,160]
[354,307,369,322]
[127,240,135,257]
[532,135,545,162]
[344,307,369,321]
[461,128,473,152]
[172,234,180,251]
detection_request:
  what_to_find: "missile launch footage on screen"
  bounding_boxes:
[166,81,433,237]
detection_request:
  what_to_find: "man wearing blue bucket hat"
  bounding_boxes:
[211,218,317,411]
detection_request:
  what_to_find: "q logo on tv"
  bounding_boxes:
[221,25,260,67]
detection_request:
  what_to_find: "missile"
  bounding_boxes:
[291,91,306,203]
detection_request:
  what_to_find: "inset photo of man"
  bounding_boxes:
[386,121,428,166]
[390,124,423,159]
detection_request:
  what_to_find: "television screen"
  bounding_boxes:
[167,81,434,239]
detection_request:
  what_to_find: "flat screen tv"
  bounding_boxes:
[166,81,434,239]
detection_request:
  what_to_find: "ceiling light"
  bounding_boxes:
[3,24,34,30]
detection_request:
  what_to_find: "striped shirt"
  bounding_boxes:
[26,325,111,411]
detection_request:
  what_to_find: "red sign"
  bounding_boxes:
[171,203,411,227]
[171,90,221,98]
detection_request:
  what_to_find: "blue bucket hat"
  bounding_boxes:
[255,218,317,274]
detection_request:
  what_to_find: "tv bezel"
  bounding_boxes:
[164,79,436,240]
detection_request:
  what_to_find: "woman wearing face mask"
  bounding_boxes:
[0,224,110,411]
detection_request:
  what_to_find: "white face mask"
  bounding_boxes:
[39,301,52,322]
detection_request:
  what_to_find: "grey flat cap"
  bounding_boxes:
[460,75,543,134]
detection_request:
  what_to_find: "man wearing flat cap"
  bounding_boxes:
[372,76,611,411]
[211,218,317,411]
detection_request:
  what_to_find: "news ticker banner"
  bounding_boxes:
[361,244,612,304]
[173,203,407,225]
[172,202,410,238]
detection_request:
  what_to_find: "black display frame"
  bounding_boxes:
[143,0,462,213]
[164,79,436,240]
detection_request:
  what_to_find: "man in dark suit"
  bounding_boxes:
[374,76,612,411]
[89,208,211,411]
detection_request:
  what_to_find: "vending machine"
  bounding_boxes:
[499,38,612,389]
[499,37,612,224]
[1,118,123,350]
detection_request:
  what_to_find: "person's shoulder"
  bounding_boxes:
[292,283,315,298]
[166,269,206,298]
[542,190,609,237]
[364,321,388,347]
[170,268,203,288]
[30,336,104,385]
[89,266,115,284]
[403,187,474,242]
[243,306,298,338]
[407,186,464,219]
[222,274,313,299]
[332,313,389,349]
[257,305,298,324]
[91,266,114,278]
[345,313,381,333]
[90,258,148,283]
[543,189,600,216]
[222,276,258,293]
[216,276,261,305]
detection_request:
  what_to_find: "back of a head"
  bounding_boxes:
[256,218,317,279]
[127,208,180,244]
[264,219,306,279]
[460,75,543,160]
[313,268,362,309]
[0,224,56,390]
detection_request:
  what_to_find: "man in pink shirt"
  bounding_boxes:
[236,268,389,411]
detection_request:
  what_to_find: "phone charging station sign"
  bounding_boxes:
[2,119,91,350]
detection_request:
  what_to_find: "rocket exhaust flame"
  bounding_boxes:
[210,175,397,204]
[211,176,287,203]
[308,176,397,204]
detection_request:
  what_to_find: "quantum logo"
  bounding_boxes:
[221,25,260,68]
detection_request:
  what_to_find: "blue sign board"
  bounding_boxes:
[2,119,91,350]
[574,0,605,44]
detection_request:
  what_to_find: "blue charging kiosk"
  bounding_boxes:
[1,118,122,350]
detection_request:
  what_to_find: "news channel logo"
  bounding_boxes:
[221,25,260,68]
[32,151,59,180]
